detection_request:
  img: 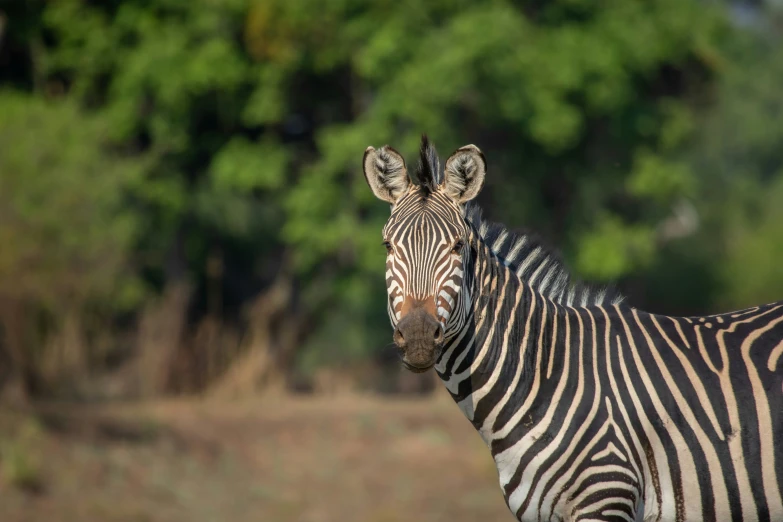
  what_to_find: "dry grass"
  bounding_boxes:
[0,389,514,522]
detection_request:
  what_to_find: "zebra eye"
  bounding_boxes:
[452,240,465,254]
[383,241,393,255]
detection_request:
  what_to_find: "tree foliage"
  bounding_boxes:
[0,0,780,392]
[682,5,783,310]
[0,92,141,310]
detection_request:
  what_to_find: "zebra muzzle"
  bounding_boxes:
[393,307,444,372]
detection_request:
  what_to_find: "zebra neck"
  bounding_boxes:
[436,239,566,444]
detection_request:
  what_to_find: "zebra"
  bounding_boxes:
[362,136,783,522]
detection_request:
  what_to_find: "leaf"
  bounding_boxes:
[210,136,288,192]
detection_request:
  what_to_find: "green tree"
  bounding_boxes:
[0,92,141,396]
[683,3,783,310]
[0,0,757,391]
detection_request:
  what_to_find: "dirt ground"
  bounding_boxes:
[0,388,515,522]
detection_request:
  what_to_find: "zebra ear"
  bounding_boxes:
[443,145,486,203]
[363,146,411,204]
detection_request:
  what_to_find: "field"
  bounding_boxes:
[0,389,514,522]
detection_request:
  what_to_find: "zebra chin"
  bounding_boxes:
[401,359,435,373]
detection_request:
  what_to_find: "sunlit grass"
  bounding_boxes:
[1,418,44,492]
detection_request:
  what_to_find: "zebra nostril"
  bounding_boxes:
[434,327,444,345]
[393,328,405,347]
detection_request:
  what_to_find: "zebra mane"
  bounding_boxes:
[416,135,443,192]
[464,203,624,306]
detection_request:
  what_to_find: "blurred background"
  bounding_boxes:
[0,0,782,520]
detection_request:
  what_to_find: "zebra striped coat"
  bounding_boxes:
[363,137,783,522]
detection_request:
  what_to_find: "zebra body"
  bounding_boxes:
[363,137,783,521]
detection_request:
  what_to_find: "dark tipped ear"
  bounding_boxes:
[363,146,411,204]
[443,144,486,203]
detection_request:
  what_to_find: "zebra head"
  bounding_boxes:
[363,137,486,372]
